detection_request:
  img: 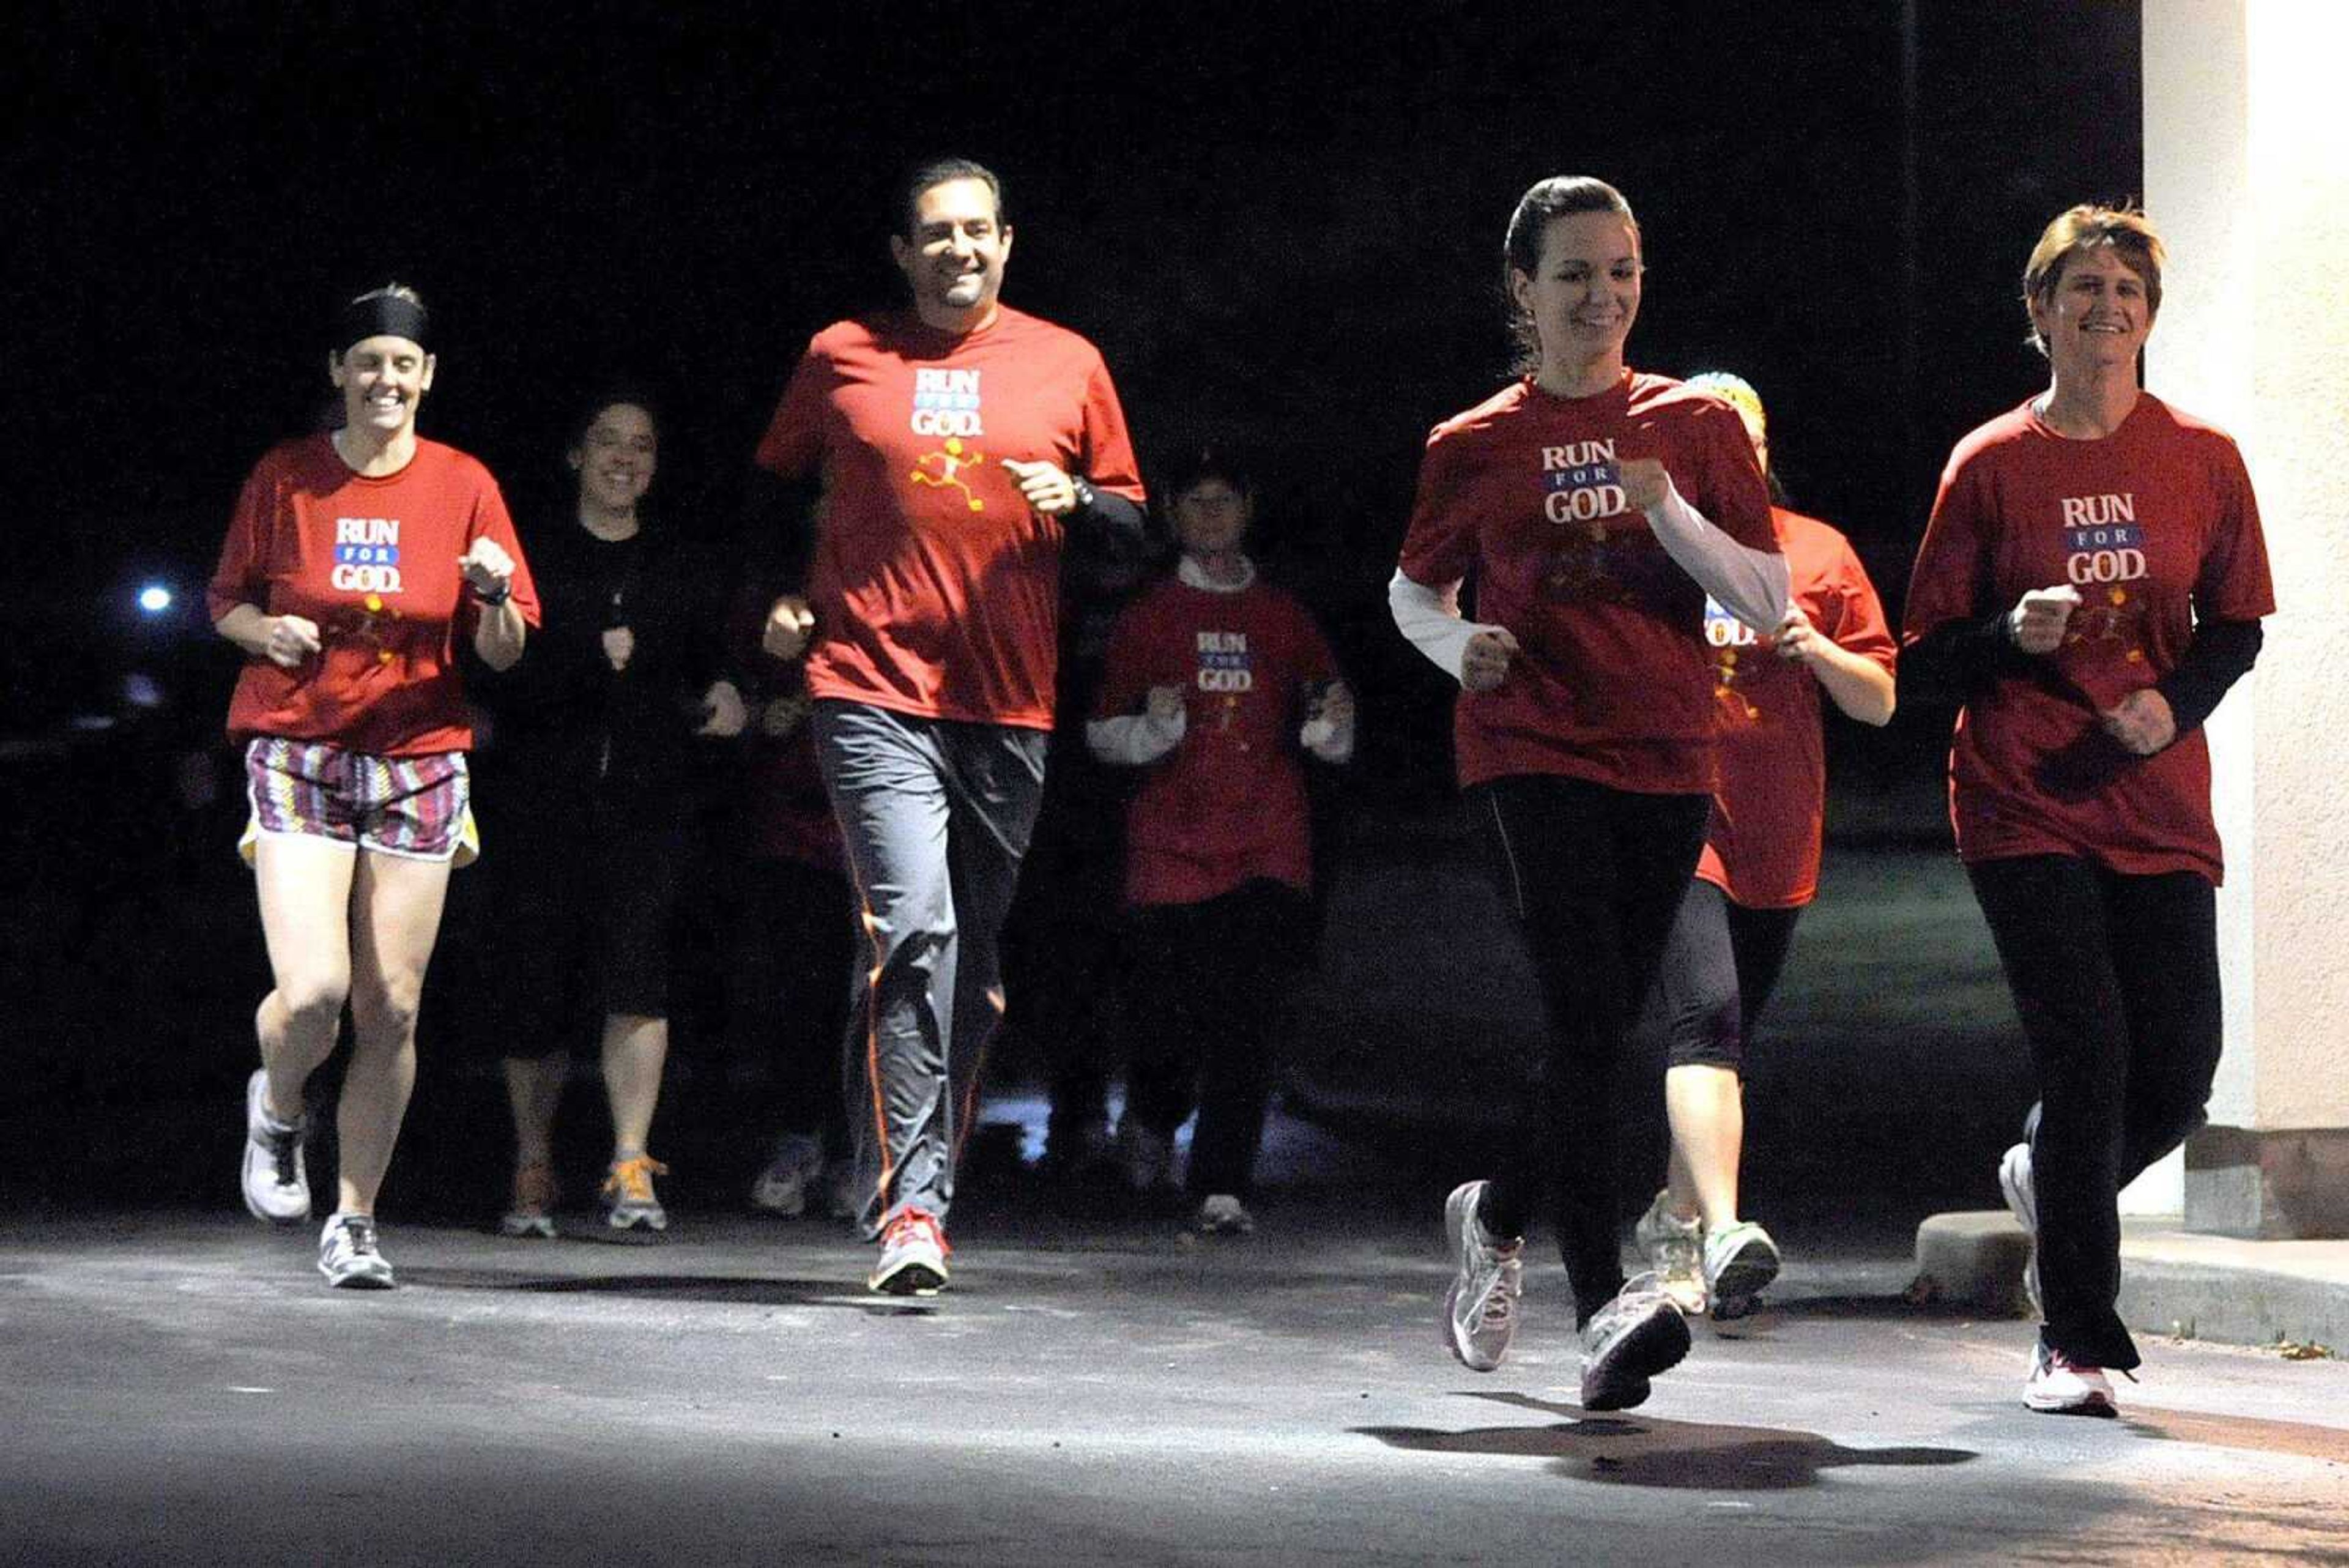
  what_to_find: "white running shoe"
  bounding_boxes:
[2023,1340,2117,1416]
[1441,1180,1523,1372]
[240,1069,310,1224]
[869,1207,951,1295]
[499,1159,557,1239]
[317,1213,396,1290]
[1195,1194,1255,1236]
[1633,1191,1707,1315]
[1702,1220,1782,1320]
[1579,1273,1691,1412]
[750,1134,826,1218]
[1999,1142,2041,1317]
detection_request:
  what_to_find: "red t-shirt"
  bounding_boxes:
[1396,372,1778,793]
[1902,394,2274,882]
[754,306,1146,730]
[207,435,541,756]
[1095,574,1339,907]
[1696,508,1895,908]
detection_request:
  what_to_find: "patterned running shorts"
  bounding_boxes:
[239,737,478,866]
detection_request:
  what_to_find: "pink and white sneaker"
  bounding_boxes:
[2024,1341,2117,1416]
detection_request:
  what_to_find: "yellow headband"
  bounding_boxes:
[1687,371,1764,433]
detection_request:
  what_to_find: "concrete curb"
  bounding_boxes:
[2120,1230,2349,1352]
[1915,1208,2348,1353]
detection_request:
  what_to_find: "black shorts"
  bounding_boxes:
[451,791,685,1057]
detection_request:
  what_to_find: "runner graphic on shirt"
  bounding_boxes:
[1704,596,1763,721]
[911,436,987,512]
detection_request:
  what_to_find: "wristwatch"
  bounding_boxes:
[472,579,513,608]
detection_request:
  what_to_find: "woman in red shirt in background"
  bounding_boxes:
[1632,373,1896,1321]
[214,284,538,1288]
[1904,207,2271,1416]
[1389,177,1789,1411]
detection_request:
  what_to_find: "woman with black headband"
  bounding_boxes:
[212,284,540,1288]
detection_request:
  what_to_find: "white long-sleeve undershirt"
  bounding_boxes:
[1091,553,1356,765]
[1388,479,1788,683]
[1646,475,1790,633]
[1386,570,1499,685]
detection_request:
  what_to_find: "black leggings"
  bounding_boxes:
[1968,855,2221,1372]
[1653,880,1803,1074]
[1123,880,1312,1198]
[1466,776,1711,1325]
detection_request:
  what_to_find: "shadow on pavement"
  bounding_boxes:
[1357,1389,1976,1492]
[402,1266,919,1312]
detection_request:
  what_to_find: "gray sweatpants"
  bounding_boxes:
[812,700,1048,1237]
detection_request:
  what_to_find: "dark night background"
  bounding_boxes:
[3,1,2139,1205]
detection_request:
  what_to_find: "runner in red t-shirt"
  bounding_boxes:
[749,159,1148,1296]
[1629,374,1897,1323]
[1389,178,1788,1411]
[215,285,540,1290]
[1088,451,1354,1238]
[1903,207,2273,1416]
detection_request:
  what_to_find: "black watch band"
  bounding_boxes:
[472,581,513,608]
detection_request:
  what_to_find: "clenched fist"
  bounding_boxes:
[1462,628,1520,693]
[763,595,815,661]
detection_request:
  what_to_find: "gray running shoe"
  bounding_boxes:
[500,1159,557,1239]
[750,1134,825,1218]
[240,1069,310,1224]
[1113,1120,1175,1194]
[1702,1220,1781,1319]
[1195,1194,1255,1236]
[317,1213,396,1290]
[1999,1142,2041,1317]
[1441,1180,1523,1372]
[1633,1190,1708,1315]
[1578,1273,1691,1412]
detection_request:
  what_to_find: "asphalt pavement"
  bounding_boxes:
[7,1184,2346,1568]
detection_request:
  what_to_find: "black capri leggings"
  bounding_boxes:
[1653,880,1803,1074]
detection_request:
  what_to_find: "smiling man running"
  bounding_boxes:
[752,157,1148,1295]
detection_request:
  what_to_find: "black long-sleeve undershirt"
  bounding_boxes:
[1902,609,2263,739]
[2155,617,2262,735]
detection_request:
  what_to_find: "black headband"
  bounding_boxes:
[335,294,431,355]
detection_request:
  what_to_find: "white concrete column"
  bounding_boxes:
[2143,0,2349,1237]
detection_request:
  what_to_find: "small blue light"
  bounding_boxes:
[138,584,173,614]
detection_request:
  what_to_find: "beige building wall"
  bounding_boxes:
[2141,0,2349,1236]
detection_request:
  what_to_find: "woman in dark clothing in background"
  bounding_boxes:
[471,396,745,1236]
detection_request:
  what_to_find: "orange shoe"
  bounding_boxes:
[599,1154,670,1233]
